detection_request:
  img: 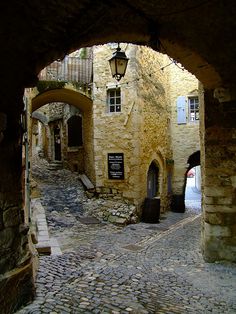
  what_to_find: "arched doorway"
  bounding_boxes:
[147,161,159,198]
[142,161,160,223]
[31,88,94,178]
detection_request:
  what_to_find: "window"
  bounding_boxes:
[188,97,199,122]
[67,115,83,147]
[107,88,121,113]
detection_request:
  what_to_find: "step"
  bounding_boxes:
[48,161,63,170]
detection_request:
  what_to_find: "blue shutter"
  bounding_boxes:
[177,96,186,124]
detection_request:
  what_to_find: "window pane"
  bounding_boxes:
[116,105,121,112]
[116,89,121,96]
[116,97,121,104]
[188,96,199,122]
[107,88,121,113]
[110,90,115,97]
[110,105,115,112]
[189,98,194,104]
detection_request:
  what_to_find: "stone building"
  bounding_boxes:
[167,63,200,210]
[30,44,199,217]
[0,2,235,312]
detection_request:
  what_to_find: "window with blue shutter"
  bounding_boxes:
[177,96,186,124]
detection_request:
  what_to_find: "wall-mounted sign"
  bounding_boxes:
[108,153,124,180]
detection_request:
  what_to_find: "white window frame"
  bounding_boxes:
[188,96,199,123]
[107,88,121,113]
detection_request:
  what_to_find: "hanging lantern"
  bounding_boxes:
[108,43,129,81]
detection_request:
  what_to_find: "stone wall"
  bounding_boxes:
[29,46,200,214]
[0,3,235,313]
[92,44,140,204]
[166,64,200,195]
[92,45,172,212]
[136,48,172,211]
[0,88,36,313]
[201,89,236,262]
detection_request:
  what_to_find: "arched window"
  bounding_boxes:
[67,115,83,147]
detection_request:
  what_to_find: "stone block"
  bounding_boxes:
[3,207,21,227]
[204,204,235,213]
[0,227,15,248]
[204,186,232,197]
[203,196,214,205]
[36,243,51,255]
[0,260,35,313]
[108,215,127,225]
[231,176,236,187]
[204,222,232,237]
[205,212,236,225]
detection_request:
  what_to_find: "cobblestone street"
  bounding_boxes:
[16,160,236,314]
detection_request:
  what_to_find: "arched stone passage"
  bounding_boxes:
[0,2,236,312]
[31,88,94,179]
[31,88,92,113]
[186,151,200,172]
[10,1,235,94]
[172,151,201,213]
[32,111,48,125]
[184,151,201,209]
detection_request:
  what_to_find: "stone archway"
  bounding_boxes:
[31,88,92,113]
[0,2,236,312]
[184,151,201,212]
[184,151,201,193]
[147,161,159,199]
[31,88,95,180]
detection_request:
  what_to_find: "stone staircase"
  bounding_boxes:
[48,160,63,171]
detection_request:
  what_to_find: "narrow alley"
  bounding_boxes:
[16,160,236,314]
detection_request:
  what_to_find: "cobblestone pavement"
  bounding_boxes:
[16,161,236,314]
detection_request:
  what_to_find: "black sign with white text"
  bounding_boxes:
[108,153,124,180]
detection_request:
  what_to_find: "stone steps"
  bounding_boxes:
[48,161,63,171]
